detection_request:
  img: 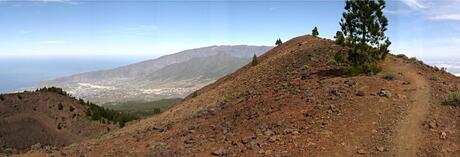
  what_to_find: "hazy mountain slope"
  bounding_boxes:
[143,53,251,82]
[42,45,271,83]
[25,35,460,157]
[40,45,272,105]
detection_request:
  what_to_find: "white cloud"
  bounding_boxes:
[400,0,460,21]
[392,37,460,58]
[39,40,67,44]
[400,0,426,9]
[452,37,460,44]
[429,14,460,20]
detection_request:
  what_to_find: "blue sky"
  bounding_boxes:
[0,0,459,58]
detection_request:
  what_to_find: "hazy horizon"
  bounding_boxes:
[0,55,149,93]
[0,0,459,58]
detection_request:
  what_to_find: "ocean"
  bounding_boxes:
[0,56,152,93]
[423,58,460,76]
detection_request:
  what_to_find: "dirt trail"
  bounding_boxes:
[384,59,431,156]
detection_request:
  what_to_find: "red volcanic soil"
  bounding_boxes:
[22,36,460,157]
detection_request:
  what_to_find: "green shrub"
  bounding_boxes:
[191,91,198,98]
[36,87,69,96]
[69,106,75,112]
[83,100,137,128]
[430,75,439,81]
[153,108,161,114]
[327,59,337,65]
[345,64,381,76]
[443,92,460,107]
[334,31,345,46]
[382,73,396,80]
[396,54,408,59]
[334,51,345,64]
[251,54,258,66]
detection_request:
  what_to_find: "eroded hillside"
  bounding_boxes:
[0,90,119,155]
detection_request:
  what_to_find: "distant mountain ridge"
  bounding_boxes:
[40,45,272,105]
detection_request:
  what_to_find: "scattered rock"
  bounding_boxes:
[344,79,356,87]
[264,149,272,155]
[356,90,365,96]
[328,105,338,113]
[211,148,226,156]
[264,130,274,136]
[283,128,293,135]
[357,149,367,155]
[376,146,385,152]
[258,149,265,154]
[378,88,391,97]
[269,135,277,143]
[30,143,42,151]
[428,121,437,129]
[440,132,447,140]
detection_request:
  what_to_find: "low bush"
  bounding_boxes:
[443,92,460,107]
[396,54,408,59]
[69,106,75,112]
[153,108,161,114]
[36,87,69,96]
[334,51,345,64]
[382,73,396,80]
[251,54,258,66]
[83,101,137,128]
[430,75,439,81]
[191,91,198,98]
[345,64,381,76]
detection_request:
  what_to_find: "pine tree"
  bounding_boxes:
[312,27,319,37]
[275,38,282,46]
[340,0,391,66]
[251,54,258,66]
[334,31,345,46]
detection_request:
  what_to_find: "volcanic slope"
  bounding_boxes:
[24,35,460,157]
[0,90,117,155]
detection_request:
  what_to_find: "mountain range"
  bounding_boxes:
[40,45,272,105]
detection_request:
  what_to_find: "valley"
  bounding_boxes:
[41,46,272,105]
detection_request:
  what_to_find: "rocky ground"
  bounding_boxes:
[21,36,460,157]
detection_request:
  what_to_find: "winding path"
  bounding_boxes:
[384,59,431,156]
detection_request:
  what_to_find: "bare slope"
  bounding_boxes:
[25,36,460,157]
